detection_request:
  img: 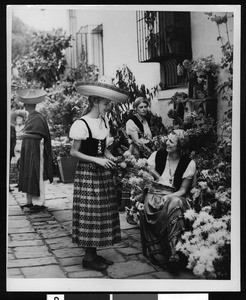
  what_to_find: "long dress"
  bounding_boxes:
[18,111,53,200]
[69,116,121,248]
[139,150,196,268]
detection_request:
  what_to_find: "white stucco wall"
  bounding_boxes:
[73,9,161,90]
[69,9,234,130]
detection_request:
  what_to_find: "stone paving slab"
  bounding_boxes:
[116,247,142,256]
[8,215,28,220]
[36,227,69,239]
[9,232,42,241]
[8,253,15,260]
[52,210,72,223]
[8,206,26,216]
[52,247,83,259]
[67,270,105,278]
[8,240,45,248]
[14,246,52,259]
[107,260,157,279]
[8,256,59,268]
[47,238,78,250]
[58,256,82,267]
[8,226,36,234]
[8,219,32,228]
[97,248,127,264]
[21,265,67,278]
[45,198,72,210]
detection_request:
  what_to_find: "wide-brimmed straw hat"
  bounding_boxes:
[75,75,129,103]
[16,88,47,104]
[10,110,27,124]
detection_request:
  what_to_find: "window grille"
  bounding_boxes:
[136,11,192,88]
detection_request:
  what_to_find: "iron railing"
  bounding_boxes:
[136,11,192,88]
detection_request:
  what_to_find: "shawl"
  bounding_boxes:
[19,111,53,196]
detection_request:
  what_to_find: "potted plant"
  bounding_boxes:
[51,138,79,183]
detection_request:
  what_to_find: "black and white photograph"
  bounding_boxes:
[6,4,241,293]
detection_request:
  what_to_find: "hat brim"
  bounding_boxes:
[16,89,47,104]
[75,82,129,103]
[17,96,46,104]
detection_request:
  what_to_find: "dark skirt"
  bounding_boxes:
[139,187,190,268]
[72,161,121,248]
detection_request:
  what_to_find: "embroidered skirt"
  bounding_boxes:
[72,161,121,248]
[139,186,190,268]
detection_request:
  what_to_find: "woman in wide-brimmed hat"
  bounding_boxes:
[69,76,129,271]
[15,88,53,212]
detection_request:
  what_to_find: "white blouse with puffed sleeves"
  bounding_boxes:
[69,116,110,141]
[148,151,196,187]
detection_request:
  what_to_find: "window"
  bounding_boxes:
[76,24,104,78]
[136,11,192,89]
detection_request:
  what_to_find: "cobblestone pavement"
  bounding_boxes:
[7,181,197,280]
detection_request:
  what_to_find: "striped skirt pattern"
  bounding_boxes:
[72,161,121,248]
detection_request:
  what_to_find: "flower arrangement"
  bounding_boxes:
[113,150,160,223]
[176,207,231,279]
[174,119,231,279]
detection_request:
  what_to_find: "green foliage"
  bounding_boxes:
[67,46,99,82]
[56,45,99,95]
[38,82,87,139]
[205,12,233,137]
[13,29,73,88]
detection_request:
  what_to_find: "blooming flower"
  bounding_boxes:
[177,208,231,279]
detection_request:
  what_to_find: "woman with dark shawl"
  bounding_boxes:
[16,88,53,212]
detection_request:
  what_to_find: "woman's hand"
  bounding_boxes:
[95,157,116,169]
[108,156,118,162]
[162,194,172,205]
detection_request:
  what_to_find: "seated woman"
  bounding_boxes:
[139,129,196,271]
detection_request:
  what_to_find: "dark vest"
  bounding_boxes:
[155,149,191,191]
[78,118,107,157]
[129,115,151,138]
